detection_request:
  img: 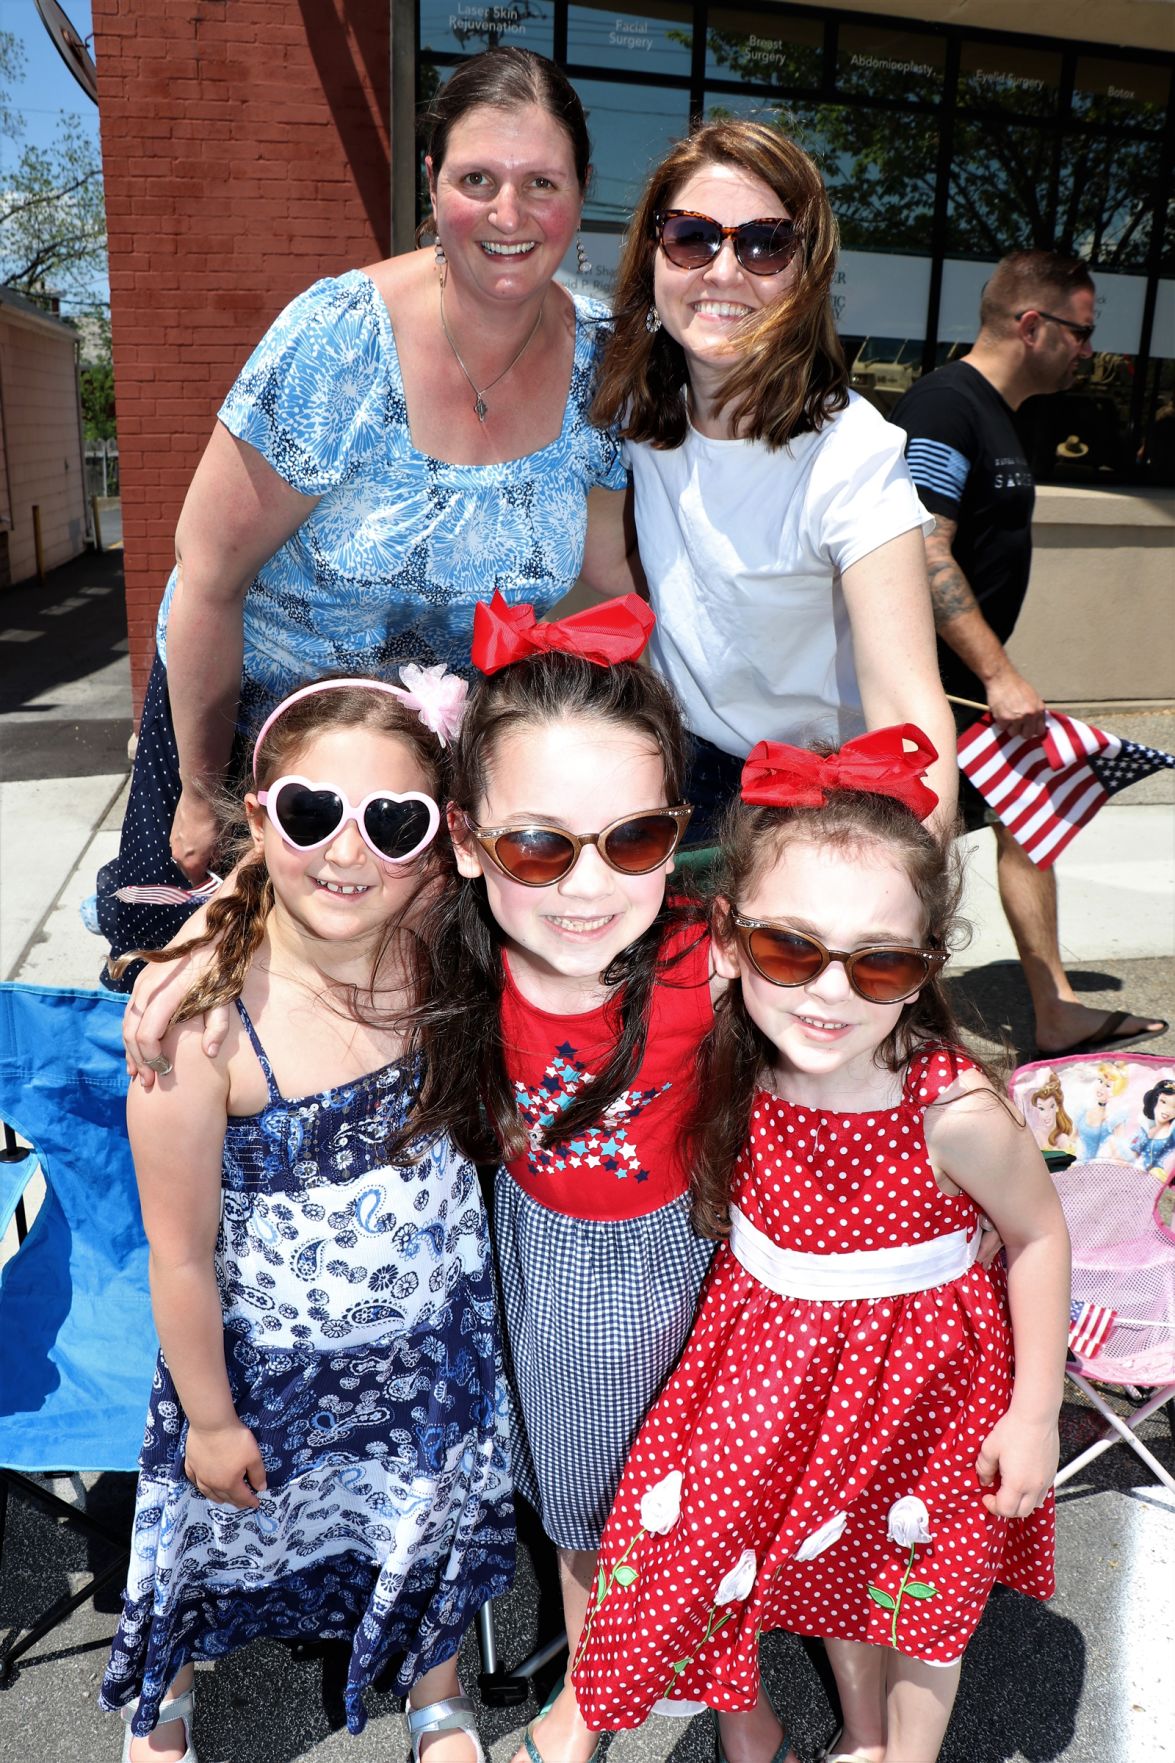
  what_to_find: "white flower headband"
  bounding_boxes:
[250,665,468,779]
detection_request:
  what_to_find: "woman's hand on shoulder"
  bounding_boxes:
[125,955,232,1085]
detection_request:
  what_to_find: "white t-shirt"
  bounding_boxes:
[628,392,933,757]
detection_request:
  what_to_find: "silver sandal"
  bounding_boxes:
[120,1687,197,1762]
[816,1733,874,1763]
[407,1695,486,1763]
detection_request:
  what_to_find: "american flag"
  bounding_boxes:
[111,873,222,906]
[957,711,1175,868]
[1068,1298,1117,1359]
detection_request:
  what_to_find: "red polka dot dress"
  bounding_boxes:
[571,1046,1055,1728]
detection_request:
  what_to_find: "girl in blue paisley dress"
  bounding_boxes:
[101,677,513,1763]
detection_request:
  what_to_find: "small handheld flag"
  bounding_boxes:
[111,873,222,906]
[1068,1298,1117,1360]
[957,710,1175,868]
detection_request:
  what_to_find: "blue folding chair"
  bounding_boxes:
[0,983,157,1682]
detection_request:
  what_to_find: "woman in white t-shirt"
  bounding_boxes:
[594,120,956,839]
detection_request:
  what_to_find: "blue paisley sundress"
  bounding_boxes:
[100,1002,514,1738]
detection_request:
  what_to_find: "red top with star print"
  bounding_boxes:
[499,925,713,1221]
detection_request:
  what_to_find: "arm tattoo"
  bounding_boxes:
[926,550,979,627]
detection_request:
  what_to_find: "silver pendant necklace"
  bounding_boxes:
[439,279,545,423]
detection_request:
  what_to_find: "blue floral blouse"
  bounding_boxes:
[155,271,625,702]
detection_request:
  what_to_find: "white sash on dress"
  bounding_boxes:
[728,1203,981,1301]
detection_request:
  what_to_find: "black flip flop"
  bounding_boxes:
[1035,1010,1169,1061]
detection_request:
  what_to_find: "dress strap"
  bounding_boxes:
[235,999,282,1103]
[902,1043,976,1110]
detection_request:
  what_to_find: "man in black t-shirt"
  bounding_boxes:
[893,251,1165,1058]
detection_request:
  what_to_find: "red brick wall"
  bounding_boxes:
[91,0,391,717]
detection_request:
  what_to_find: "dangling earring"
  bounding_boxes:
[645,305,661,335]
[576,235,592,275]
[434,240,447,270]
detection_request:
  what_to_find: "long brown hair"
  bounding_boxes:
[408,651,705,1166]
[690,789,1006,1238]
[109,682,452,1032]
[593,119,848,451]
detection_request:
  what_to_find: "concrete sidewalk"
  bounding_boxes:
[1,550,1173,1763]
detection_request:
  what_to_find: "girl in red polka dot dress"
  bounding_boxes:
[571,728,1070,1763]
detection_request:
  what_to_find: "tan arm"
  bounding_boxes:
[840,527,958,835]
[577,482,647,599]
[128,1019,267,1508]
[165,424,319,878]
[924,514,1045,739]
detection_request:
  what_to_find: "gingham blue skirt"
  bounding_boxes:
[494,1174,715,1550]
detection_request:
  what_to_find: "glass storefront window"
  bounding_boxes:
[1159,194,1175,277]
[1086,272,1148,357]
[799,105,938,254]
[574,78,689,224]
[938,259,994,350]
[837,249,931,415]
[703,97,937,257]
[419,0,555,58]
[947,119,1054,257]
[835,23,945,106]
[414,3,1175,486]
[957,41,1060,118]
[703,89,788,126]
[1019,355,1138,486]
[1057,133,1161,273]
[1154,279,1175,358]
[1139,286,1175,484]
[567,4,692,76]
[705,8,824,91]
[1072,58,1170,132]
[842,333,929,416]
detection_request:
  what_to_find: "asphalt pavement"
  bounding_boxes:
[1,547,1173,1763]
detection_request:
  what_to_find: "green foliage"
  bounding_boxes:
[0,28,107,306]
[81,350,116,442]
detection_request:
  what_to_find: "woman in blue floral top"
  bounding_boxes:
[98,47,635,983]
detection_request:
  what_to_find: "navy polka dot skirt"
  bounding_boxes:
[95,655,254,991]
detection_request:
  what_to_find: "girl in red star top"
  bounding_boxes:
[571,730,1070,1763]
[415,592,720,1763]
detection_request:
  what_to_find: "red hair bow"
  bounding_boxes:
[741,725,940,821]
[471,590,655,673]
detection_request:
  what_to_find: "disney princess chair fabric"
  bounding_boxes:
[1010,1052,1175,1492]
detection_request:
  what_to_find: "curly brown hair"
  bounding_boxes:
[689,788,1009,1238]
[593,118,848,451]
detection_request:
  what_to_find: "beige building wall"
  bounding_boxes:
[0,301,88,585]
[1009,486,1175,707]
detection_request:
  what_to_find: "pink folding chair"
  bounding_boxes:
[1009,1053,1175,1494]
